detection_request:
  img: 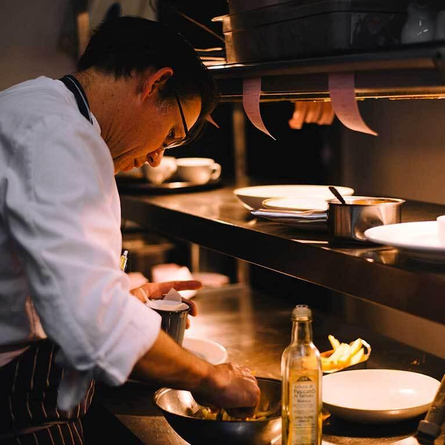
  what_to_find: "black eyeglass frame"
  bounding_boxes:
[162,89,190,150]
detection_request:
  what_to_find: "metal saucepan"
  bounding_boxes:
[327,196,405,243]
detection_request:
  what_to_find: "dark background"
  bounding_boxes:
[120,0,343,286]
[156,0,341,185]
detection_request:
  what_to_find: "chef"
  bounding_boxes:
[0,16,260,444]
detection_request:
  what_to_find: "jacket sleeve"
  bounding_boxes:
[5,116,161,408]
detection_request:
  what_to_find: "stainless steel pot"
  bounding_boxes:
[327,196,405,243]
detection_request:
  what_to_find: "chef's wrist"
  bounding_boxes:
[193,363,227,399]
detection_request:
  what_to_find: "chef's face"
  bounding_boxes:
[112,93,202,174]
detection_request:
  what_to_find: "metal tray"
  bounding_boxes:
[116,177,223,195]
[224,0,408,31]
[219,0,408,63]
[228,0,409,15]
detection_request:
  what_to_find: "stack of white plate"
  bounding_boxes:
[234,185,354,211]
[234,185,354,230]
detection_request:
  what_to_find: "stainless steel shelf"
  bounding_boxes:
[120,185,445,326]
[208,43,445,100]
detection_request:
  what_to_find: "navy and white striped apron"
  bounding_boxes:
[0,75,96,444]
[0,340,95,444]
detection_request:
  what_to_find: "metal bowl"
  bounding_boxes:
[153,377,282,445]
[327,196,405,243]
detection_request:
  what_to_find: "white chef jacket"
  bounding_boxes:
[0,76,161,410]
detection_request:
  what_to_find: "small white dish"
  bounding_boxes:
[323,369,440,424]
[233,185,354,211]
[128,339,227,385]
[364,221,445,263]
[182,337,228,365]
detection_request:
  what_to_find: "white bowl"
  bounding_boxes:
[234,185,354,211]
[182,338,228,365]
[323,369,440,424]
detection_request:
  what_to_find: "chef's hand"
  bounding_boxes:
[192,363,260,419]
[130,280,201,327]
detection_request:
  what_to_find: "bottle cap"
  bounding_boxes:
[292,304,312,321]
[417,420,442,439]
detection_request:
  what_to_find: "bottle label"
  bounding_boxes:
[289,372,318,445]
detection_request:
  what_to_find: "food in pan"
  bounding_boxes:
[187,398,278,422]
[321,335,371,372]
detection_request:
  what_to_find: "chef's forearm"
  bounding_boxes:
[130,329,216,392]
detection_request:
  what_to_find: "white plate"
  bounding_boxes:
[263,197,329,212]
[182,338,228,365]
[234,185,354,210]
[323,369,440,424]
[364,221,445,263]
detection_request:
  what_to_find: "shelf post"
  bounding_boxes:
[232,103,249,186]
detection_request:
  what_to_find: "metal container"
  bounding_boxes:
[327,196,405,243]
[153,377,281,445]
[150,304,190,346]
[219,0,408,63]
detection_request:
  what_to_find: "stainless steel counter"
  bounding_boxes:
[94,285,445,445]
[120,185,445,327]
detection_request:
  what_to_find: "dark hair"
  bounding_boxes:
[77,16,219,145]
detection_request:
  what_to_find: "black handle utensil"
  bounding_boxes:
[329,186,347,205]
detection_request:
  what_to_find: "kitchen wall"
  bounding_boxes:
[2,1,444,207]
[341,99,445,205]
[0,0,75,91]
[0,0,156,92]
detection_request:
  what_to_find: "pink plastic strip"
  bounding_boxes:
[329,73,377,136]
[206,114,220,129]
[242,78,276,140]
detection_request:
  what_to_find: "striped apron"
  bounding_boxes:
[0,75,96,444]
[0,340,95,444]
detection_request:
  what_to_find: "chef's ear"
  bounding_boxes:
[140,67,173,101]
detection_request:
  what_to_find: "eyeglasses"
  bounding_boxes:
[162,89,190,150]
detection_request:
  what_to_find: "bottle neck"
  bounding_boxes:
[291,319,313,344]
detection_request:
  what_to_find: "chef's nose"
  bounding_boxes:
[147,148,165,167]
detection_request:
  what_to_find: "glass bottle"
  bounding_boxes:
[281,305,322,445]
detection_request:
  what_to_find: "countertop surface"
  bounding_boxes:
[119,184,445,327]
[94,285,445,445]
